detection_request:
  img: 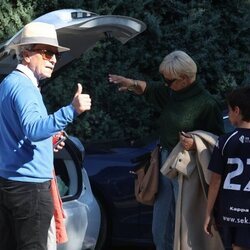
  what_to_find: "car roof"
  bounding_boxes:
[0,9,146,75]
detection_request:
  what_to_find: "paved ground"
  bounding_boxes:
[112,246,155,250]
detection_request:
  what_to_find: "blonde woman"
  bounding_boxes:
[109,50,224,250]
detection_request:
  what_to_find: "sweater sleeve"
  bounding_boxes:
[13,81,77,141]
[143,82,170,110]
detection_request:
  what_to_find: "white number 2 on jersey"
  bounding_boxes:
[223,158,250,191]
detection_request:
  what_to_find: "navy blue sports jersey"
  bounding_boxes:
[208,128,250,226]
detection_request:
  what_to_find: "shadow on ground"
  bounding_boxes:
[112,246,155,250]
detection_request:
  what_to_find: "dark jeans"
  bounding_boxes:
[0,177,53,250]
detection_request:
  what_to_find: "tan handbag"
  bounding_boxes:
[133,145,160,206]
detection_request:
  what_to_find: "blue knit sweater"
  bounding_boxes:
[0,70,76,182]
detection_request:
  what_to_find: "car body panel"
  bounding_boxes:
[58,170,101,250]
[84,141,155,246]
[0,9,146,75]
[54,137,101,250]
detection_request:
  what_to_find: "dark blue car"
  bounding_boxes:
[84,138,156,249]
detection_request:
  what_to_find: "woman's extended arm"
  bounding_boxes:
[108,74,147,95]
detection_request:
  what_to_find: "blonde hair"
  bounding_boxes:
[159,50,197,81]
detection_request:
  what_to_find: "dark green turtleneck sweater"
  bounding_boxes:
[144,82,224,152]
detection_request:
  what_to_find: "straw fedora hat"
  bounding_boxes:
[9,22,70,52]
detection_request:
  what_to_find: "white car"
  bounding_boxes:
[0,8,146,250]
[0,8,146,75]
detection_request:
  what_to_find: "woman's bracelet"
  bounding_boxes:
[127,79,138,91]
[133,80,138,87]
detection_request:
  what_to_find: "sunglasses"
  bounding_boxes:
[30,49,61,61]
[162,75,177,87]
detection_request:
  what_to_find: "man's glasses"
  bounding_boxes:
[162,75,177,87]
[30,49,61,61]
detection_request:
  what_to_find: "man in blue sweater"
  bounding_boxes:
[0,22,91,250]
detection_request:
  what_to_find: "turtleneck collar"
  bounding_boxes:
[170,82,203,100]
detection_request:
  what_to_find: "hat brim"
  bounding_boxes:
[8,42,70,52]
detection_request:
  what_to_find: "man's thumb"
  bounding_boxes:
[74,83,82,97]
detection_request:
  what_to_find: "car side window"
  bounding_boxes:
[54,147,79,198]
[54,158,69,196]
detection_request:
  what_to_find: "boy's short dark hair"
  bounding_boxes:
[227,86,250,121]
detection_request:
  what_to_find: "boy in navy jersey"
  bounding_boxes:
[204,86,250,250]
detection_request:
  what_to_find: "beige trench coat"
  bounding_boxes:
[161,130,224,250]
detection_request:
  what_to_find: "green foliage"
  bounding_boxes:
[43,40,158,142]
[49,0,250,142]
[0,0,34,42]
[33,0,59,17]
[2,0,250,142]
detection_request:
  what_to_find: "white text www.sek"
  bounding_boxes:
[223,216,250,224]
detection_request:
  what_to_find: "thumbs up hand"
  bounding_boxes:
[72,83,91,114]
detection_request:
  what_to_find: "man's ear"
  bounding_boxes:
[22,50,30,63]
